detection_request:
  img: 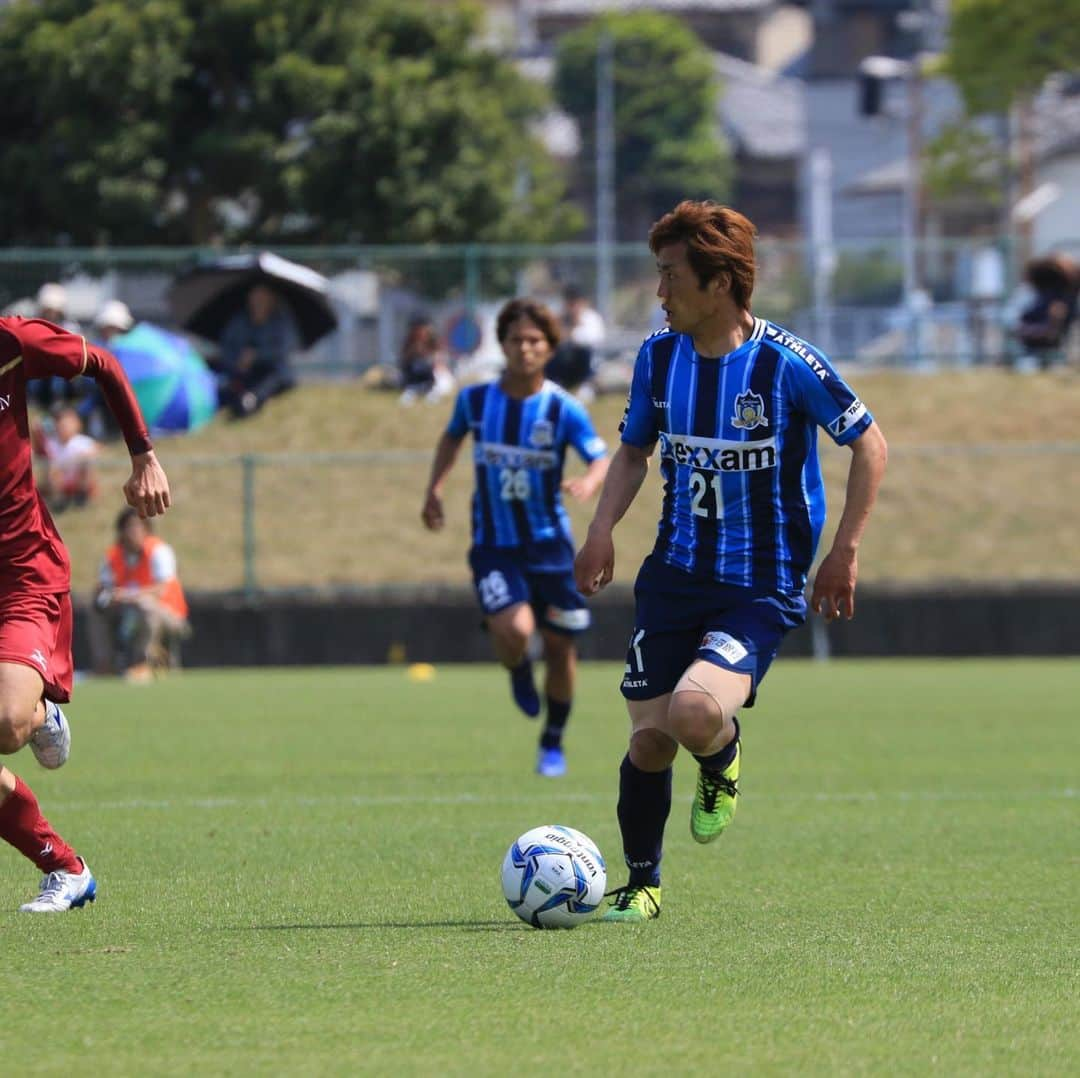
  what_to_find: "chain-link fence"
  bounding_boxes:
[61,442,1080,597]
[3,236,1068,373]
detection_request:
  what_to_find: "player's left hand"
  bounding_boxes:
[125,450,171,518]
[561,477,591,502]
[810,547,857,621]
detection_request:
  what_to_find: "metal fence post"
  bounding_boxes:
[242,454,257,597]
[464,245,479,316]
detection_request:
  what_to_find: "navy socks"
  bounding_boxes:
[509,659,540,718]
[540,697,571,750]
[693,716,740,772]
[617,755,672,887]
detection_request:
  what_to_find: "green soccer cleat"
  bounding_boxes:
[690,740,740,844]
[600,885,661,923]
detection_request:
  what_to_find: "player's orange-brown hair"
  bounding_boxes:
[648,200,757,311]
[496,298,562,350]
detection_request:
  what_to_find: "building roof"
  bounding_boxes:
[714,52,806,159]
[519,51,806,162]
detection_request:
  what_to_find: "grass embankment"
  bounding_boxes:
[56,369,1080,592]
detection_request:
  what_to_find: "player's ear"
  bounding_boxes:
[709,271,731,298]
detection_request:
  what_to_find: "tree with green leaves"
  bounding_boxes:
[0,0,579,246]
[922,121,1005,207]
[944,0,1080,115]
[927,0,1080,219]
[553,11,731,235]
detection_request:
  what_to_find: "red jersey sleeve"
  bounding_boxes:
[13,318,154,456]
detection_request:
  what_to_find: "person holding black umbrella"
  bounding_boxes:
[170,252,337,417]
[217,283,299,418]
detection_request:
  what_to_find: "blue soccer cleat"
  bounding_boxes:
[536,746,567,778]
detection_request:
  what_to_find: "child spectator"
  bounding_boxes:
[37,406,99,513]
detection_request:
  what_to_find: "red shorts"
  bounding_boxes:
[0,591,74,703]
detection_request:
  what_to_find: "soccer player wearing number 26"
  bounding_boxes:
[422,299,608,778]
[0,316,171,912]
[575,202,888,922]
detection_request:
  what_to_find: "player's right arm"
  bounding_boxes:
[574,442,651,596]
[421,389,471,532]
[574,343,656,595]
[421,431,465,532]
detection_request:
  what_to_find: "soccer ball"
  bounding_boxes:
[501,825,606,929]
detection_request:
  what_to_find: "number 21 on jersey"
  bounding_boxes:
[689,470,724,519]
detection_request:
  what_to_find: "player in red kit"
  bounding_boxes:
[0,317,171,912]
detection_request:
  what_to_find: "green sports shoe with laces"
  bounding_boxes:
[600,884,661,923]
[690,740,740,844]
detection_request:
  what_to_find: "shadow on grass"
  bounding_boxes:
[230,919,528,933]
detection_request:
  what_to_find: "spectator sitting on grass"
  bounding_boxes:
[36,406,99,513]
[398,315,454,405]
[545,285,605,401]
[88,507,190,682]
[217,284,298,419]
[1013,253,1079,370]
[29,283,84,412]
[80,300,136,440]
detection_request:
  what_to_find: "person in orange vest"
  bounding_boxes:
[89,507,189,681]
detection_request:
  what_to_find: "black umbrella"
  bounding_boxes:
[169,252,338,349]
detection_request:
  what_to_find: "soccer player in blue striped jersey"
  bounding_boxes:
[575,201,888,921]
[423,299,609,777]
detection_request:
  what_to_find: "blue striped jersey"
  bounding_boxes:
[447,379,607,549]
[619,317,874,594]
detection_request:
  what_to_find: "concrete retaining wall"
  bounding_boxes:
[71,583,1080,669]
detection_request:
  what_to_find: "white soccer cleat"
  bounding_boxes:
[29,701,70,769]
[19,861,97,913]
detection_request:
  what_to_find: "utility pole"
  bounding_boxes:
[859,54,921,304]
[808,148,836,356]
[1012,97,1036,268]
[595,31,615,326]
[904,56,924,302]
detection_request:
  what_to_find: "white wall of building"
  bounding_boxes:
[1034,154,1080,253]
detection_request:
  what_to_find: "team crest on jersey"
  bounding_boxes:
[731,390,768,431]
[529,420,554,448]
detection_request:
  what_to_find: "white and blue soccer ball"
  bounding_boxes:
[501,825,606,929]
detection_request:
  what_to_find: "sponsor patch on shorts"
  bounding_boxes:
[545,606,590,631]
[701,631,749,665]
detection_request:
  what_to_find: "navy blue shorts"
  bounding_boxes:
[468,542,590,636]
[620,554,805,705]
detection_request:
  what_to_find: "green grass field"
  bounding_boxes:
[3,660,1077,1076]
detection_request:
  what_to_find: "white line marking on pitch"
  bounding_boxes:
[46,789,1078,813]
